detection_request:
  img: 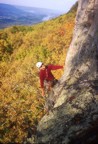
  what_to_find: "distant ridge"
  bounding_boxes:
[0,3,61,29]
[0,3,25,16]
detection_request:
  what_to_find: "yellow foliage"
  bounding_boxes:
[0,9,76,143]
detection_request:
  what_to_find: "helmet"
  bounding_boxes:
[36,62,43,68]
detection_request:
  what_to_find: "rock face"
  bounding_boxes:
[35,0,98,143]
[65,0,98,80]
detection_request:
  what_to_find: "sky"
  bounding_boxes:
[0,0,78,13]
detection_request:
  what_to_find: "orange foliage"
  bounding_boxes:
[0,9,76,143]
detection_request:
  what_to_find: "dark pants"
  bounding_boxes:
[44,79,58,91]
[44,79,58,111]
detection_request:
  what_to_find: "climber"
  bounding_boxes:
[36,62,64,97]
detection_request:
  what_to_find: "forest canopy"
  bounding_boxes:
[0,6,76,143]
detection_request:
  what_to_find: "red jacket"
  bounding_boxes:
[39,65,63,88]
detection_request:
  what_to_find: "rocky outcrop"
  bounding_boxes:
[31,0,98,143]
[36,79,98,143]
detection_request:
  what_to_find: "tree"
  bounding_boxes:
[36,0,98,143]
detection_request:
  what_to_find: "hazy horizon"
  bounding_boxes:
[0,0,78,13]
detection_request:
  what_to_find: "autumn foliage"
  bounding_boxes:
[0,9,76,143]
